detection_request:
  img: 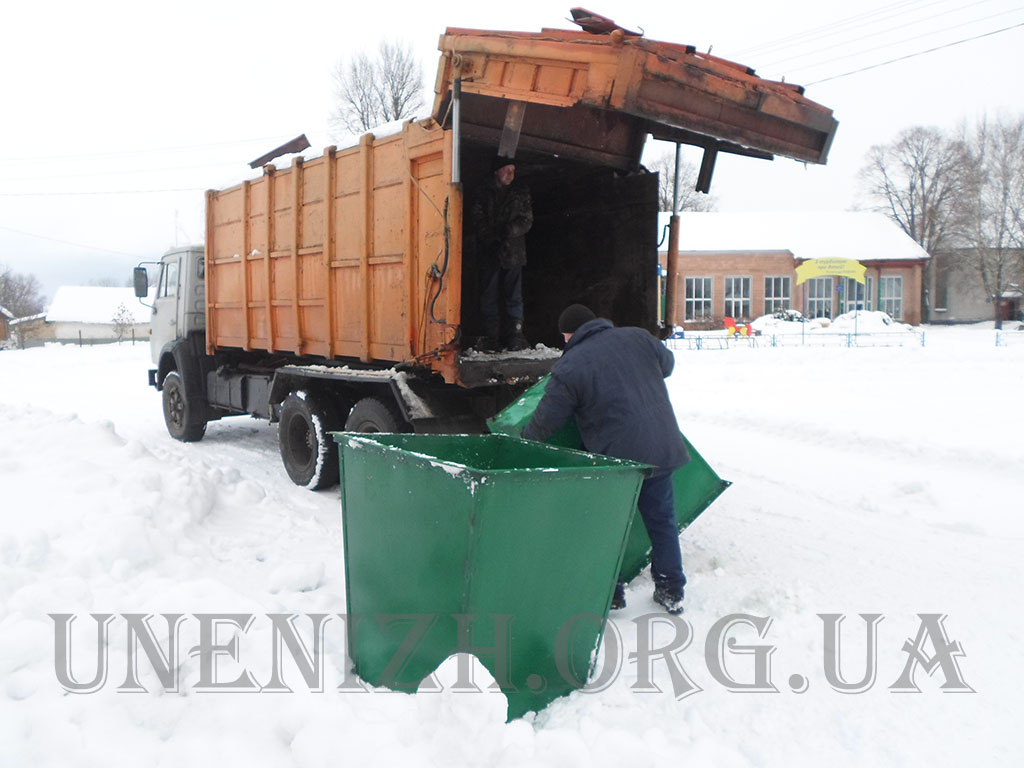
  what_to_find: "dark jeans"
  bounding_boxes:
[479,264,523,336]
[633,471,686,590]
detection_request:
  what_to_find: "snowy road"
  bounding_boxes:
[1,327,1021,767]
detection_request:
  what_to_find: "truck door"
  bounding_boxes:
[151,254,181,356]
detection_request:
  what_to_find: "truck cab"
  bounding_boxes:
[142,246,206,368]
[135,245,220,443]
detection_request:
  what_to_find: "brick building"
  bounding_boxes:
[661,212,929,328]
[0,305,13,342]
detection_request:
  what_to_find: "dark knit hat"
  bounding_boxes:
[558,304,596,334]
[491,154,515,172]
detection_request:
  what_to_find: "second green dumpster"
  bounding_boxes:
[487,375,730,582]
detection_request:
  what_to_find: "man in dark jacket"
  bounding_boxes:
[472,155,533,352]
[522,304,690,613]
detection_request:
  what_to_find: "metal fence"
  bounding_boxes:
[667,330,927,350]
[995,330,1024,347]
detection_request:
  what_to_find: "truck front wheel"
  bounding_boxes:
[279,392,341,490]
[162,371,207,442]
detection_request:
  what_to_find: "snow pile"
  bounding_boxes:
[1,333,1022,766]
[750,310,913,335]
[750,313,800,334]
[828,309,912,333]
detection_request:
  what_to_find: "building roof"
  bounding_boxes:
[45,286,145,324]
[0,305,14,321]
[660,211,930,262]
[9,313,45,326]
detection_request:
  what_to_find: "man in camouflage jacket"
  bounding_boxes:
[472,155,533,351]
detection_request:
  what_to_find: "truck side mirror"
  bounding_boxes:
[133,267,149,298]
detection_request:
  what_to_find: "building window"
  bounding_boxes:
[838,277,867,314]
[724,276,752,320]
[933,257,949,310]
[764,276,791,315]
[806,277,833,319]
[866,276,873,311]
[879,275,903,319]
[684,277,713,322]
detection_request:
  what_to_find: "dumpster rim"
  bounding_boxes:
[331,431,654,476]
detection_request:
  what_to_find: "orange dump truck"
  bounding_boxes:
[135,16,837,488]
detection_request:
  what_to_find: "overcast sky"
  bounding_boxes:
[2,0,1022,299]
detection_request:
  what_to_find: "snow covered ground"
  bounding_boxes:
[1,325,1021,767]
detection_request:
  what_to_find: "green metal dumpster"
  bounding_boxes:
[487,375,730,582]
[333,432,651,720]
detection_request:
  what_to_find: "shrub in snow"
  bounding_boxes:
[773,307,805,323]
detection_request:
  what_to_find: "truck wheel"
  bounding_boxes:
[162,371,207,442]
[279,392,341,490]
[344,396,406,433]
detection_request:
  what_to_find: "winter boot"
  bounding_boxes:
[477,335,500,352]
[610,581,626,610]
[653,583,685,615]
[506,321,529,352]
[477,315,501,352]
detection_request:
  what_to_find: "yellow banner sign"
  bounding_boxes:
[795,258,867,285]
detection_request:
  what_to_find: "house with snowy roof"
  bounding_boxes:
[659,211,929,327]
[0,304,14,342]
[928,247,1024,324]
[15,286,151,346]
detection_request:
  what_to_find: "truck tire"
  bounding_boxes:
[279,392,341,490]
[344,396,406,433]
[162,371,207,442]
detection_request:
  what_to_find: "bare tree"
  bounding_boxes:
[649,153,716,213]
[858,126,972,317]
[111,302,136,343]
[959,115,1024,329]
[0,264,46,318]
[330,41,424,137]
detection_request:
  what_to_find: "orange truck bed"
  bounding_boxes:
[204,20,836,386]
[205,124,458,372]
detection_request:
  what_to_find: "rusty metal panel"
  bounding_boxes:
[368,260,407,359]
[456,93,643,170]
[299,161,326,252]
[433,26,837,165]
[333,162,363,263]
[271,186,295,255]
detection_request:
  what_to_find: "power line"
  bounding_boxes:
[805,20,1024,84]
[772,6,1024,74]
[760,0,1012,70]
[734,0,948,57]
[0,134,298,165]
[0,158,250,183]
[0,223,146,258]
[0,187,205,197]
